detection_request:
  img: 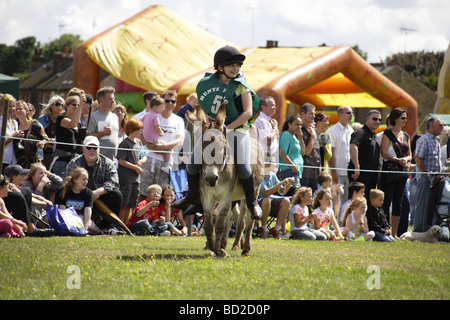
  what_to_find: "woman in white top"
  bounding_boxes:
[0,94,21,171]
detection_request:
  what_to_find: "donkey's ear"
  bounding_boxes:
[196,104,207,124]
[187,104,207,124]
[185,110,196,123]
[215,102,227,128]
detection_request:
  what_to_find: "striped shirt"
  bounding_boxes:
[254,111,278,157]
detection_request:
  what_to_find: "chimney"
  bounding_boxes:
[266,40,278,48]
[63,47,74,70]
[31,48,45,72]
[53,51,64,75]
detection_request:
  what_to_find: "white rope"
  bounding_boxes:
[2,134,447,176]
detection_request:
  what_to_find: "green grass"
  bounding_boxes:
[0,236,448,300]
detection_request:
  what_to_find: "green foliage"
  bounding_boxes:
[386,50,445,90]
[0,34,83,77]
[425,72,439,91]
[352,45,368,61]
[0,236,448,300]
[42,33,83,62]
[0,36,36,76]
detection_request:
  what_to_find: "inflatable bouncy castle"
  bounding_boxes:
[74,5,419,135]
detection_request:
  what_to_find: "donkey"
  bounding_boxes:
[186,103,263,257]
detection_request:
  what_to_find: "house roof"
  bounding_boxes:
[36,65,74,91]
[20,62,54,89]
[375,64,437,130]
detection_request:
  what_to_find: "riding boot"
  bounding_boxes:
[172,172,202,215]
[239,174,262,220]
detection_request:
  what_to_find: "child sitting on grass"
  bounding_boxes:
[159,185,200,236]
[0,176,26,238]
[313,172,343,203]
[56,167,100,235]
[127,184,182,236]
[338,181,365,225]
[289,187,326,240]
[340,197,375,241]
[365,189,395,242]
[312,189,344,240]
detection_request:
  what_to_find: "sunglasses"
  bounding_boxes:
[400,116,407,120]
[372,118,382,122]
[164,99,176,104]
[86,146,98,150]
[54,102,64,107]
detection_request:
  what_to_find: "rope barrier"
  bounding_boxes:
[1,134,447,176]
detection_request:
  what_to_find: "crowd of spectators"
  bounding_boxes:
[0,89,448,242]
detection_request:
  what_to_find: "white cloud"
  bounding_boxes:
[0,0,448,63]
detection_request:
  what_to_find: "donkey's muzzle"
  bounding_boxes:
[205,174,219,187]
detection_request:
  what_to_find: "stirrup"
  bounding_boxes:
[172,196,193,210]
[184,203,203,216]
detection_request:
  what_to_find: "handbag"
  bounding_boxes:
[381,129,409,183]
[12,138,28,167]
[46,205,87,236]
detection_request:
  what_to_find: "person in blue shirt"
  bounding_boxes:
[176,93,198,125]
[258,166,294,239]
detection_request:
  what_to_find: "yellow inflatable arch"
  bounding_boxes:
[434,43,450,115]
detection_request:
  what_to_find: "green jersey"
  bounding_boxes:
[196,72,259,127]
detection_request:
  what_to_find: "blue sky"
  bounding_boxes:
[1,0,449,62]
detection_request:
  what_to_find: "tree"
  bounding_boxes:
[42,34,83,62]
[352,45,368,61]
[386,50,444,90]
[0,36,36,76]
[0,34,83,79]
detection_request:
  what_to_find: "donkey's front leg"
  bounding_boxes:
[201,193,216,253]
[213,202,232,258]
[232,203,244,251]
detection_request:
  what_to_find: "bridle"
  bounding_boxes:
[202,119,231,173]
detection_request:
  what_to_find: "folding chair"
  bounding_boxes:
[253,195,292,238]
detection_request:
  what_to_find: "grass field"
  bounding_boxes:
[1,235,448,301]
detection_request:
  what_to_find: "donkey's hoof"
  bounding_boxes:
[210,249,228,259]
[241,250,250,257]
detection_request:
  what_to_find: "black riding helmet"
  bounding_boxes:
[213,46,246,69]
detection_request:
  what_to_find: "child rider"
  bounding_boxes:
[173,46,262,220]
